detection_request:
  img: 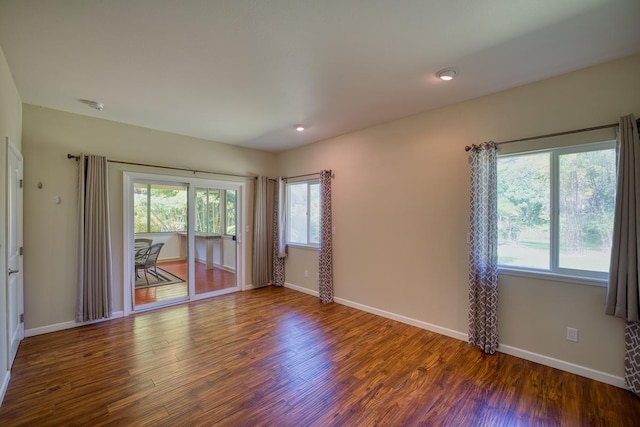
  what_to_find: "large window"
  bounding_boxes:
[497,141,616,279]
[134,183,188,233]
[287,180,320,246]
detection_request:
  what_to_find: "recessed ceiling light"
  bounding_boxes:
[436,68,457,81]
[295,125,305,132]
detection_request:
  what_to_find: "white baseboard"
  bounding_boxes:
[0,370,10,407]
[497,344,626,389]
[284,282,626,389]
[221,265,236,273]
[193,259,236,274]
[284,282,319,297]
[25,311,125,338]
[334,295,468,342]
[158,257,182,263]
[246,283,277,291]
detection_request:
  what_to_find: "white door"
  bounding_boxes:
[6,140,23,366]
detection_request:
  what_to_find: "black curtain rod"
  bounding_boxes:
[67,154,257,179]
[284,170,334,180]
[464,117,640,152]
[266,170,335,182]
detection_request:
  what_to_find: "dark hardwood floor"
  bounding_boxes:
[1,287,638,426]
[135,260,236,305]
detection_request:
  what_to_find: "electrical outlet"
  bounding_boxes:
[304,270,308,278]
[567,327,578,342]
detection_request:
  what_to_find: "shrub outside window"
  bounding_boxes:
[225,189,236,236]
[195,188,220,233]
[134,183,188,233]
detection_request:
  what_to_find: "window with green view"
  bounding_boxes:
[497,141,616,279]
[195,188,220,233]
[134,183,188,233]
[225,190,236,236]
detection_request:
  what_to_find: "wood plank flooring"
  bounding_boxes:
[1,287,638,426]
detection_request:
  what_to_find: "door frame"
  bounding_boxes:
[5,138,23,366]
[122,171,246,316]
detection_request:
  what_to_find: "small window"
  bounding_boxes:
[497,141,616,280]
[287,180,320,246]
[225,189,236,236]
[195,188,220,233]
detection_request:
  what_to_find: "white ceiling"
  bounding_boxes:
[1,1,639,152]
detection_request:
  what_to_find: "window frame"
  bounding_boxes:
[285,179,320,249]
[497,140,616,286]
[136,183,238,236]
[134,182,189,234]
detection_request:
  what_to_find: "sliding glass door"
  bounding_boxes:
[133,181,190,309]
[124,172,244,313]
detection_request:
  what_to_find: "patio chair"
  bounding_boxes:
[135,242,164,286]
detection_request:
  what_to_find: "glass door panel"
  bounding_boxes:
[133,181,190,308]
[194,187,237,295]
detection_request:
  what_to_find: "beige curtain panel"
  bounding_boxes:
[607,114,640,322]
[76,154,113,322]
[276,177,287,258]
[606,114,640,396]
[252,177,274,288]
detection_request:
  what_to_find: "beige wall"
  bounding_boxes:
[21,105,277,330]
[0,44,22,394]
[277,54,640,378]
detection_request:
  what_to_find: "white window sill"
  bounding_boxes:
[498,267,607,288]
[286,243,319,251]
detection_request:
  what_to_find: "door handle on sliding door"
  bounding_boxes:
[8,269,19,276]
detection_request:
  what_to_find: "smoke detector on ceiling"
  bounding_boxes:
[79,99,104,111]
[89,101,104,110]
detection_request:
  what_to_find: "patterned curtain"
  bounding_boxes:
[272,177,286,286]
[76,154,112,322]
[319,170,334,304]
[606,114,640,396]
[468,142,499,354]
